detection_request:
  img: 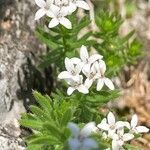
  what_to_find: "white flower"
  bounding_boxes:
[127,114,149,134]
[68,122,98,150]
[80,45,103,75]
[68,0,90,14]
[35,0,55,20]
[35,0,91,29]
[58,57,82,80]
[112,129,134,150]
[48,6,72,29]
[97,112,126,138]
[94,60,114,91]
[67,75,89,95]
[84,62,98,89]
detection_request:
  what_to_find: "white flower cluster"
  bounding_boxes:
[58,45,114,95]
[97,112,149,150]
[35,0,90,29]
[68,113,149,150]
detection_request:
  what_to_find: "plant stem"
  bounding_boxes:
[60,26,67,53]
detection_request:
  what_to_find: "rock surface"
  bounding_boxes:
[0,0,45,149]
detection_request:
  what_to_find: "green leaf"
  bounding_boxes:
[43,123,63,139]
[27,144,43,150]
[20,119,43,130]
[33,91,52,113]
[39,48,64,68]
[87,90,120,104]
[29,135,58,145]
[30,105,52,121]
[60,108,72,126]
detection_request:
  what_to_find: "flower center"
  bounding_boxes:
[78,134,85,142]
[85,58,89,63]
[55,0,69,7]
[110,125,115,130]
[89,72,96,79]
[71,70,76,75]
[45,5,50,10]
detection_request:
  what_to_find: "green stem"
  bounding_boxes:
[60,26,67,53]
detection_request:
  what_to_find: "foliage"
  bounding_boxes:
[36,15,94,69]
[20,1,144,150]
[36,11,141,80]
[20,91,75,150]
[94,11,142,77]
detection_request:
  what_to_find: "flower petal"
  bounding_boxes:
[58,71,71,79]
[104,78,114,90]
[80,45,89,62]
[76,0,90,10]
[131,114,138,128]
[82,138,98,150]
[48,18,59,28]
[112,140,120,150]
[67,87,76,95]
[107,112,116,125]
[35,0,46,8]
[115,121,126,129]
[65,57,74,72]
[80,122,96,137]
[98,60,106,74]
[68,138,81,150]
[75,63,83,74]
[35,9,46,20]
[67,122,80,137]
[97,118,109,131]
[77,84,89,94]
[96,78,104,91]
[67,2,77,14]
[59,17,72,29]
[46,10,55,18]
[50,4,60,15]
[70,58,81,64]
[89,54,103,64]
[108,129,116,138]
[84,78,93,89]
[91,62,97,75]
[123,133,134,141]
[135,126,149,133]
[82,64,91,76]
[46,0,54,5]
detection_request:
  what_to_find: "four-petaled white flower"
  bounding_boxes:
[80,45,103,75]
[58,57,82,80]
[68,122,98,150]
[94,60,114,91]
[112,129,134,150]
[127,114,149,134]
[35,0,55,20]
[68,0,90,14]
[97,112,125,138]
[67,75,89,95]
[48,6,72,29]
[35,0,90,29]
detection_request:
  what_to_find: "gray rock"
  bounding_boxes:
[0,0,46,149]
